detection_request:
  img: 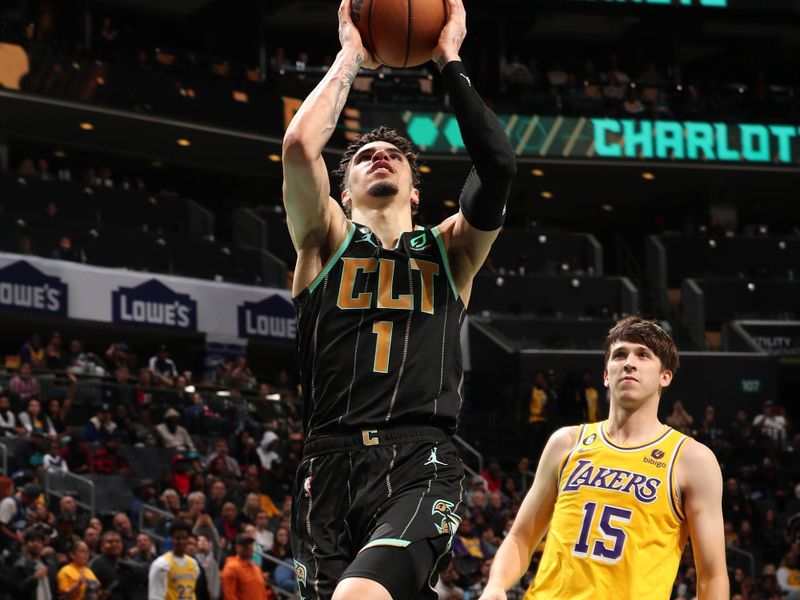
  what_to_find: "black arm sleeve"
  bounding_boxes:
[440,61,517,231]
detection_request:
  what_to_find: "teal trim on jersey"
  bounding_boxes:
[432,227,458,299]
[360,538,411,552]
[308,222,356,294]
[415,225,425,231]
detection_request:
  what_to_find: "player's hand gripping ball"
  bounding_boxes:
[351,0,450,68]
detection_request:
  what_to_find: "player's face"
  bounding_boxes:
[172,531,188,555]
[603,341,672,407]
[344,141,419,213]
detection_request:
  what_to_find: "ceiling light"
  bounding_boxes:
[419,165,432,174]
[541,191,553,199]
[53,150,66,158]
[79,122,94,131]
[176,138,191,147]
[443,199,457,208]
[602,203,614,212]
[531,168,545,177]
[268,154,281,163]
[151,160,163,168]
[641,172,655,181]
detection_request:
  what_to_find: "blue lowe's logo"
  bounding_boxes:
[0,261,67,317]
[112,279,197,330]
[237,295,296,340]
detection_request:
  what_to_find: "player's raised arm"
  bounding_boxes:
[281,0,380,255]
[678,440,729,599]
[431,0,517,300]
[479,427,578,600]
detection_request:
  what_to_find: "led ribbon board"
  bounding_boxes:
[402,112,800,165]
[569,0,727,7]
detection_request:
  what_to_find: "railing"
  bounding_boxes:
[454,434,484,476]
[137,503,176,544]
[43,470,96,516]
[0,441,6,475]
[255,550,299,600]
[520,469,536,492]
[726,544,755,579]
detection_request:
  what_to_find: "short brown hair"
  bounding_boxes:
[333,126,421,194]
[603,316,679,374]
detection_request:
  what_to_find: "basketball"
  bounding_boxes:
[352,0,450,68]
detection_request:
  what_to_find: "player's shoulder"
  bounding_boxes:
[544,426,581,459]
[430,213,458,239]
[676,437,722,486]
[550,425,581,448]
[678,436,717,462]
[150,554,171,572]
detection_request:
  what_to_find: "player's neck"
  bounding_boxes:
[605,399,665,445]
[352,205,413,248]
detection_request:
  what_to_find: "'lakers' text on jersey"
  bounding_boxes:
[526,421,690,600]
[293,222,465,438]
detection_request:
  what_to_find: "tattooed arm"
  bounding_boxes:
[282,0,378,293]
[432,0,465,71]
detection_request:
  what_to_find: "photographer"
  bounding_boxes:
[89,531,148,600]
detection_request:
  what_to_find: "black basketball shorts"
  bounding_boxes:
[289,425,466,600]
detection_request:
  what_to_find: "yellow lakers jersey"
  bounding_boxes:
[526,421,690,600]
[529,387,548,423]
[165,552,199,600]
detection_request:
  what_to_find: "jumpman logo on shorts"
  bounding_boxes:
[424,447,447,467]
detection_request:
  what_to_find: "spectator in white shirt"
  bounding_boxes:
[148,345,178,386]
[0,393,20,437]
[155,408,195,452]
[43,441,69,472]
[753,400,788,450]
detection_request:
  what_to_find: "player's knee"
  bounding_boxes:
[332,577,393,600]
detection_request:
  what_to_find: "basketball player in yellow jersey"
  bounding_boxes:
[480,316,728,600]
[148,522,200,600]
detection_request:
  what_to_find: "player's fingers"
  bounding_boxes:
[338,0,352,22]
[447,0,466,21]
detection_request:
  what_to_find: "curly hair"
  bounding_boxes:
[603,316,679,374]
[333,126,421,194]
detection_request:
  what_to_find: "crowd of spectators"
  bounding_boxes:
[497,52,797,122]
[0,330,303,599]
[3,11,799,133]
[1,325,797,599]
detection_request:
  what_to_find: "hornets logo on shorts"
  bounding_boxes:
[431,499,461,536]
[294,559,308,599]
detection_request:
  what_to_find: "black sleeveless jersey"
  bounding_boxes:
[293,222,466,439]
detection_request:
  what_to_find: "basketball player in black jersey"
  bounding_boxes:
[281,1,515,598]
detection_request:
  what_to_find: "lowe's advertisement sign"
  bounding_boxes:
[0,261,68,317]
[113,279,198,331]
[238,295,297,341]
[0,253,294,342]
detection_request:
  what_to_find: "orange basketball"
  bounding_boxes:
[352,0,449,68]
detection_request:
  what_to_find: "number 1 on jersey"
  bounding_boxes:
[372,321,393,373]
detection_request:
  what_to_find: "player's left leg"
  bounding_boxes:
[334,437,465,599]
[334,538,444,600]
[331,577,392,600]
